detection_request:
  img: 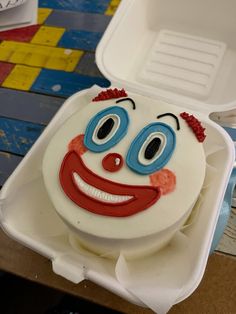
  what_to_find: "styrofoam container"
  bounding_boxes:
[0,0,26,11]
[0,0,235,309]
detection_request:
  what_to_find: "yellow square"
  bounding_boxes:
[9,50,28,64]
[37,8,52,24]
[0,41,16,49]
[0,41,17,61]
[110,0,121,5]
[0,41,83,72]
[2,65,41,91]
[105,0,121,15]
[27,52,47,67]
[31,26,65,47]
[45,56,67,71]
[0,41,26,63]
[105,5,118,15]
[26,45,49,67]
[46,48,83,72]
[0,47,13,61]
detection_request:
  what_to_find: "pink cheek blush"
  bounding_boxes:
[150,169,176,195]
[68,134,87,155]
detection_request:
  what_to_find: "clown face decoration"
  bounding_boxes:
[42,88,206,254]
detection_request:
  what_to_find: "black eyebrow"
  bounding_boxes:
[116,97,136,110]
[156,113,180,130]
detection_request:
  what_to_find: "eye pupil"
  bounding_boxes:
[97,118,115,139]
[144,138,161,160]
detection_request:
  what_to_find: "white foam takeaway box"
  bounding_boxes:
[0,0,235,309]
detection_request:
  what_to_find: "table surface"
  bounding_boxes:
[0,1,236,313]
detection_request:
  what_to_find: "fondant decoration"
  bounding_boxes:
[84,106,129,152]
[68,134,87,156]
[97,117,114,139]
[150,169,176,195]
[157,113,180,130]
[116,97,136,110]
[102,153,124,172]
[92,88,127,101]
[180,112,206,142]
[144,137,162,160]
[126,122,176,175]
[59,150,161,217]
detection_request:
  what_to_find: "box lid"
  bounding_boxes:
[96,0,236,115]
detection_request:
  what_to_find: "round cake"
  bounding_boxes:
[42,88,206,259]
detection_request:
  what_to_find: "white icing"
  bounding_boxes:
[73,172,132,203]
[42,91,206,245]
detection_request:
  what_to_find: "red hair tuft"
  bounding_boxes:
[180,112,206,142]
[92,88,128,102]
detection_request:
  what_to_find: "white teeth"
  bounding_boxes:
[73,172,133,203]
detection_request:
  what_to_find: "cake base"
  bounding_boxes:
[68,206,192,260]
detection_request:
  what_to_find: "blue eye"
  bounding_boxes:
[84,106,129,152]
[126,123,176,175]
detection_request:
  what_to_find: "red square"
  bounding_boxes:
[0,25,40,42]
[0,62,15,84]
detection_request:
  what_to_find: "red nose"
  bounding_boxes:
[102,153,124,172]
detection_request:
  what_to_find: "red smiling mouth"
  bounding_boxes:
[59,151,161,217]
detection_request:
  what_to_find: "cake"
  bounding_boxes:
[42,88,206,259]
